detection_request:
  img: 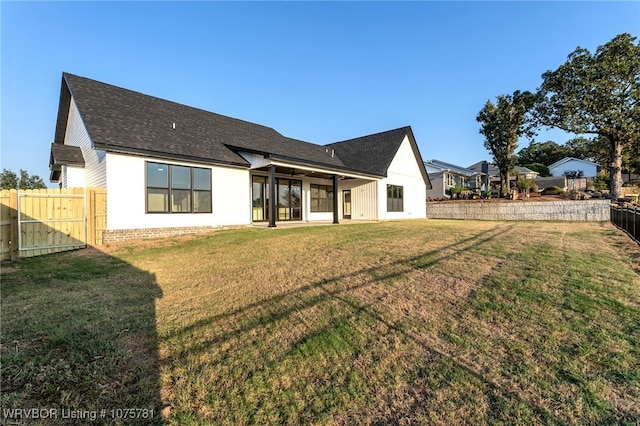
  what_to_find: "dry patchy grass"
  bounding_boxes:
[2,219,639,425]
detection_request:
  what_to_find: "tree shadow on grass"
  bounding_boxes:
[0,248,163,425]
[162,223,574,424]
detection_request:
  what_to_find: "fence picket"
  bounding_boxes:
[611,203,640,245]
[0,188,106,260]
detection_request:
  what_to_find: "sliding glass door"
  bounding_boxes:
[252,176,268,221]
[277,178,301,221]
[252,176,302,222]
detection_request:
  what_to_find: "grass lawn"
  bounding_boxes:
[1,219,639,425]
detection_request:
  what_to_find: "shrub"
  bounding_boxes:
[593,172,609,191]
[516,178,533,191]
[446,187,466,195]
[541,186,565,195]
[524,163,550,177]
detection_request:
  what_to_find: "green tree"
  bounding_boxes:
[0,168,46,190]
[477,90,537,195]
[534,33,640,198]
[564,137,603,162]
[516,140,571,166]
[524,163,550,177]
[0,169,18,189]
[564,170,584,179]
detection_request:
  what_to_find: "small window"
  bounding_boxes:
[387,184,404,212]
[310,184,334,212]
[146,162,212,213]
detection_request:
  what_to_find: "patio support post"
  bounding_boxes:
[332,174,339,224]
[268,165,276,228]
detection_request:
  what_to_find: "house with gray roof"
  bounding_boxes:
[424,159,484,199]
[49,73,431,239]
[467,161,539,188]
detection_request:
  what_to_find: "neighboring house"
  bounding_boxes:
[48,73,431,239]
[467,161,538,186]
[424,159,484,198]
[514,166,539,180]
[467,161,496,188]
[548,157,599,178]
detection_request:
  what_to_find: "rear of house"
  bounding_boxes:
[548,157,599,178]
[49,73,431,241]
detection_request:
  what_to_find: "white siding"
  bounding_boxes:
[238,151,269,168]
[549,160,598,178]
[378,136,427,220]
[340,179,378,220]
[65,166,86,187]
[105,153,251,230]
[62,99,106,187]
[304,177,335,222]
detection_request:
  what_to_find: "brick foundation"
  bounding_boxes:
[102,225,246,244]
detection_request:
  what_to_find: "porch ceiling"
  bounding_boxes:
[252,161,378,181]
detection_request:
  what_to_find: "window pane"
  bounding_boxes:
[291,181,301,208]
[193,168,211,190]
[310,185,319,198]
[172,166,191,189]
[278,180,290,208]
[194,191,212,213]
[147,188,168,212]
[387,184,404,212]
[172,189,191,212]
[147,163,168,188]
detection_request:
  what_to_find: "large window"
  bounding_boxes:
[146,162,212,213]
[310,184,334,213]
[387,184,404,212]
[277,179,301,220]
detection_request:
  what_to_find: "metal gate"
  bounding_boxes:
[17,191,87,256]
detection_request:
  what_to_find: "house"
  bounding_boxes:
[467,161,538,187]
[514,166,539,180]
[48,73,431,240]
[548,157,599,178]
[424,159,484,199]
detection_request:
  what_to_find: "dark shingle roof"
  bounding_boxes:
[54,73,428,182]
[327,127,411,176]
[326,127,431,188]
[49,143,85,169]
[59,73,345,170]
[49,143,85,183]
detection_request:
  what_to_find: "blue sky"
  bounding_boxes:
[2,1,639,186]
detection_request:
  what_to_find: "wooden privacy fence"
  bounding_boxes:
[0,188,106,260]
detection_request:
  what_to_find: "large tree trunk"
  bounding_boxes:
[505,171,511,195]
[610,138,624,199]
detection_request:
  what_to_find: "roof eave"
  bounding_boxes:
[93,143,251,169]
[268,157,383,180]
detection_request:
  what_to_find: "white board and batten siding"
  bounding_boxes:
[106,153,251,230]
[340,179,378,220]
[378,136,427,220]
[62,100,106,188]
